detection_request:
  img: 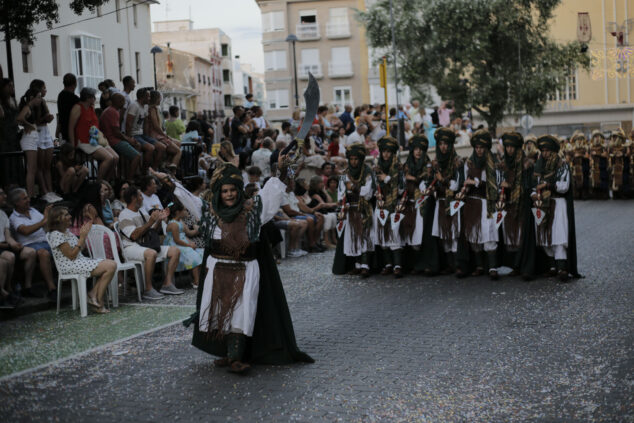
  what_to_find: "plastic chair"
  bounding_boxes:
[46,232,89,318]
[87,224,142,304]
[114,221,167,297]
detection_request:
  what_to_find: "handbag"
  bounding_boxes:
[138,211,162,253]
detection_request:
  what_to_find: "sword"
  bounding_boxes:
[280,73,320,167]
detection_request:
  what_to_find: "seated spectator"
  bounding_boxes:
[252,137,273,179]
[294,178,326,252]
[270,139,287,175]
[308,175,338,249]
[118,186,182,300]
[98,81,112,110]
[198,150,213,180]
[100,181,115,228]
[182,177,206,249]
[277,121,293,144]
[68,87,119,181]
[280,179,324,253]
[164,201,203,288]
[55,142,89,196]
[165,106,186,140]
[218,140,239,166]
[99,93,143,178]
[9,189,56,300]
[272,210,308,258]
[181,120,202,145]
[111,180,129,219]
[326,175,339,203]
[320,162,335,186]
[246,166,262,187]
[0,188,22,307]
[139,175,163,213]
[148,90,182,167]
[46,206,117,313]
[124,88,161,169]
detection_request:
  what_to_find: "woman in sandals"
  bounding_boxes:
[46,206,117,314]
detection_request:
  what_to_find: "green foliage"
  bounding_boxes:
[359,0,591,131]
[0,0,109,43]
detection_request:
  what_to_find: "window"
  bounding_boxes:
[264,50,286,71]
[548,68,578,101]
[133,4,138,27]
[21,40,32,73]
[268,89,289,110]
[51,35,59,76]
[117,48,124,81]
[102,44,107,76]
[299,10,317,24]
[198,73,201,83]
[221,43,229,57]
[135,52,141,83]
[333,86,352,108]
[71,35,104,90]
[329,8,348,25]
[262,11,284,32]
[300,48,320,76]
[115,0,121,23]
[224,94,232,107]
[223,69,231,83]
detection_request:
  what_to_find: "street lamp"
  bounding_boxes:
[285,34,299,107]
[150,45,163,90]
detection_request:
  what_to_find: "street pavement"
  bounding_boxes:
[0,200,632,422]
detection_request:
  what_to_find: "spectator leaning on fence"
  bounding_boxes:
[99,92,143,178]
[68,87,119,181]
[125,88,162,170]
[0,188,21,307]
[9,189,56,300]
[148,90,182,167]
[165,106,185,140]
[29,79,57,201]
[118,186,182,300]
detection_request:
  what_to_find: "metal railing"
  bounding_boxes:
[296,23,320,40]
[298,63,323,79]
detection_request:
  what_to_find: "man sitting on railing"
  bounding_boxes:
[100,93,143,178]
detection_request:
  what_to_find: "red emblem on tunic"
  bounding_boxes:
[536,209,541,218]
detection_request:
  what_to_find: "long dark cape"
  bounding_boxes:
[190,230,314,364]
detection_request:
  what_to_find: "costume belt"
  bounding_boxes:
[209,243,257,261]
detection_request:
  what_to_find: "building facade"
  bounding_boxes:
[232,60,267,109]
[152,20,235,116]
[0,0,155,130]
[501,0,634,136]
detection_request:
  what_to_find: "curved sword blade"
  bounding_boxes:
[296,72,320,141]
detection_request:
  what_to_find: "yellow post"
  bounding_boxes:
[380,56,390,136]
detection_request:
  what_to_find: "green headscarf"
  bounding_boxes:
[210,163,245,223]
[468,129,498,217]
[346,143,368,181]
[406,135,430,178]
[434,127,458,179]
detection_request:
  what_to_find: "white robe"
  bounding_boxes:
[432,172,460,241]
[401,179,427,247]
[198,177,286,337]
[533,165,570,249]
[463,165,499,245]
[338,173,374,257]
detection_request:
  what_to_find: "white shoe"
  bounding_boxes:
[297,249,308,256]
[287,250,302,258]
[43,192,63,203]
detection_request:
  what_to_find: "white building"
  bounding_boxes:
[232,59,266,110]
[0,0,156,132]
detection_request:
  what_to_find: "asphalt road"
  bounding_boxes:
[0,200,632,422]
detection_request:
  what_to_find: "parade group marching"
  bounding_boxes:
[329,127,623,283]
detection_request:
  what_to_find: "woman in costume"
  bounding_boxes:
[588,130,610,199]
[373,136,404,277]
[186,160,313,373]
[609,129,629,199]
[570,131,590,200]
[332,143,375,277]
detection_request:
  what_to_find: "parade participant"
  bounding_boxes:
[332,143,375,277]
[459,129,499,279]
[588,130,610,199]
[524,134,540,166]
[531,135,580,281]
[431,128,464,275]
[401,135,436,274]
[187,160,313,373]
[373,136,404,277]
[570,131,590,200]
[497,132,536,278]
[609,129,629,199]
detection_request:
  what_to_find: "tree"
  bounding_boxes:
[0,0,109,81]
[359,0,591,134]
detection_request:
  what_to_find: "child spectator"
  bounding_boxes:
[165,106,186,140]
[111,180,129,219]
[55,143,89,196]
[164,201,203,288]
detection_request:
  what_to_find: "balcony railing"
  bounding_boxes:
[296,23,320,41]
[326,22,350,39]
[328,62,353,78]
[298,63,323,79]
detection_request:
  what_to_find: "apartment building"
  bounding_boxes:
[152,20,235,116]
[501,0,634,136]
[0,0,155,129]
[233,61,267,109]
[256,0,374,122]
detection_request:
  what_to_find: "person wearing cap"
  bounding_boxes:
[531,135,580,281]
[497,132,537,279]
[588,130,610,199]
[570,131,590,200]
[430,127,464,275]
[332,143,375,277]
[457,129,500,279]
[609,128,629,199]
[373,136,405,277]
[401,135,436,274]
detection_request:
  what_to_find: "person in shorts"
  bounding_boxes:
[124,88,163,169]
[99,93,143,177]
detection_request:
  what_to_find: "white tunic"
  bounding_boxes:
[372,174,404,249]
[432,171,461,240]
[198,177,286,337]
[463,165,499,245]
[401,179,427,247]
[533,165,570,248]
[338,173,374,257]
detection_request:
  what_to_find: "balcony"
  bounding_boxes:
[328,62,353,78]
[326,22,350,39]
[298,63,323,79]
[296,23,320,41]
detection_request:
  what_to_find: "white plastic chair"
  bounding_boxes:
[114,221,167,297]
[87,224,142,304]
[46,232,89,318]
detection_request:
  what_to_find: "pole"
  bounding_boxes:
[5,38,14,83]
[153,53,157,90]
[292,40,299,107]
[388,0,404,146]
[381,56,390,137]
